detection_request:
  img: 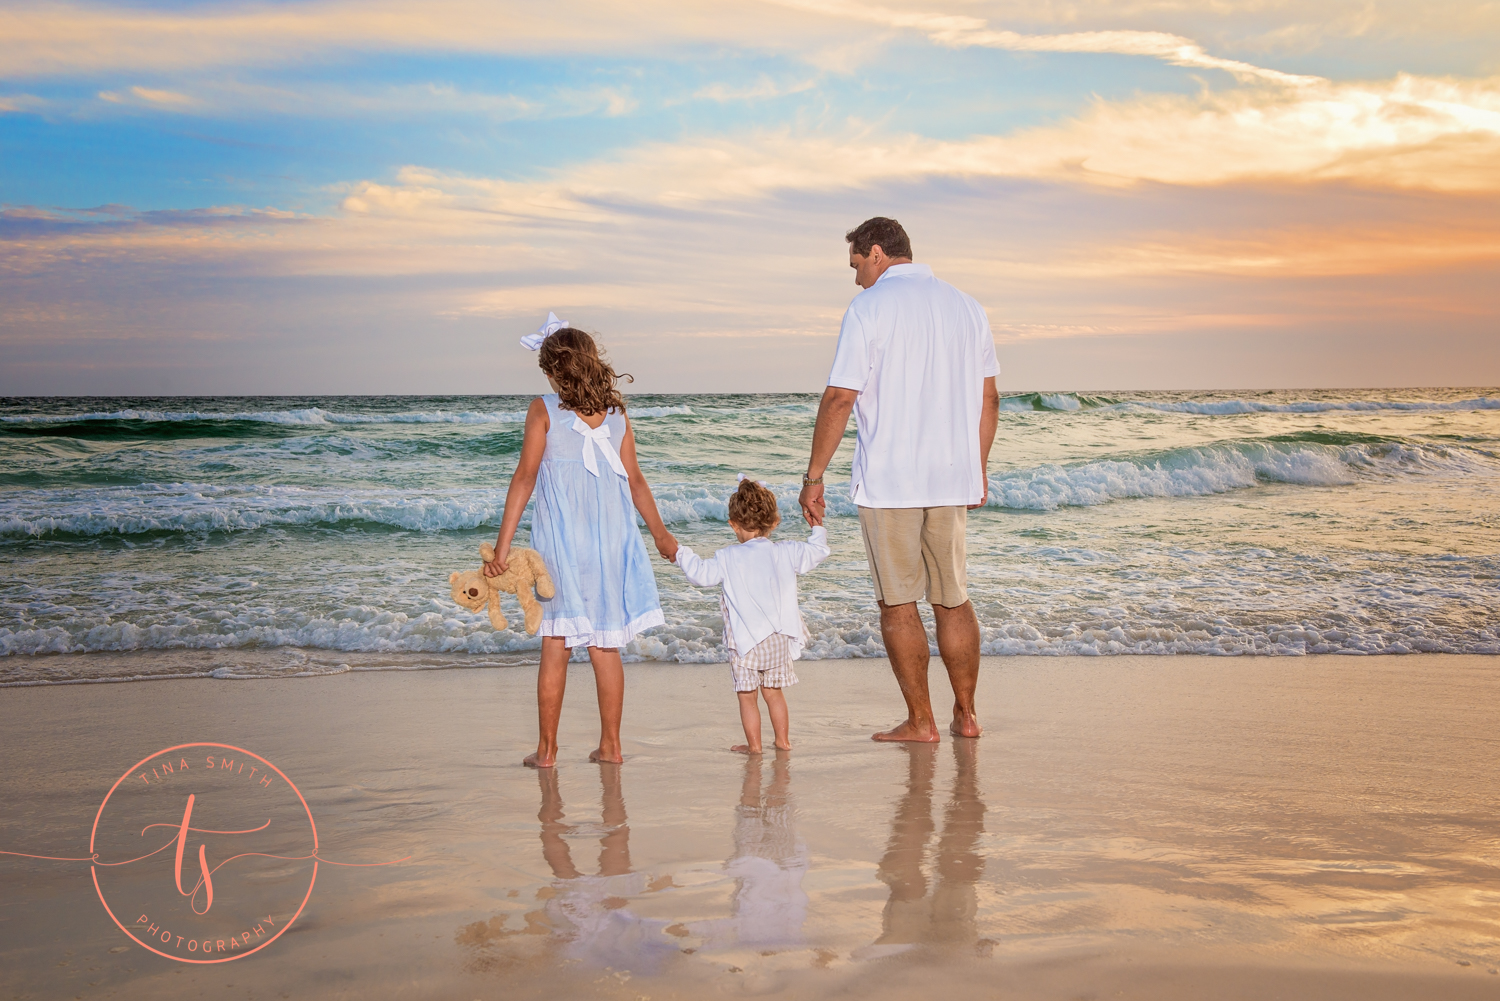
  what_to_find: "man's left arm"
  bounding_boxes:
[970,376,999,510]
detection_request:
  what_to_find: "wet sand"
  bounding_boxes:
[3,654,1500,999]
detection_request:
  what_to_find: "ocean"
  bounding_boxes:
[2,390,1497,685]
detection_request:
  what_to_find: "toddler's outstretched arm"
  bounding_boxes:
[673,545,725,587]
[783,525,831,575]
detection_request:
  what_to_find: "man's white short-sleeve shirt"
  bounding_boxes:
[826,263,999,509]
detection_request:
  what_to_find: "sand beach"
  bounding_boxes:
[4,653,1500,1000]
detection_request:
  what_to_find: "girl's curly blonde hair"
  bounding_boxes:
[728,478,780,533]
[538,327,632,415]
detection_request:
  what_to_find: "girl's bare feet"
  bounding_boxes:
[589,747,624,764]
[524,751,555,768]
[731,744,762,755]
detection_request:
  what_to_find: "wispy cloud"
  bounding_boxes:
[97,84,197,108]
[693,75,819,103]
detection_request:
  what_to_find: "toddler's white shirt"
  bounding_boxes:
[674,526,830,659]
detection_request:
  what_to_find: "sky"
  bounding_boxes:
[1,0,1498,395]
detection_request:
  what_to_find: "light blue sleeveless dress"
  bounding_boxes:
[530,394,664,649]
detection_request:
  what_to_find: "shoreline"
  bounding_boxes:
[4,648,1497,689]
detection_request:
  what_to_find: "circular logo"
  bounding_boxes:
[90,743,319,963]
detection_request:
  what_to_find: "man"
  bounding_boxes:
[798,217,1000,742]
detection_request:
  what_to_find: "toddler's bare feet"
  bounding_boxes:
[523,751,555,769]
[731,744,762,755]
[589,747,624,764]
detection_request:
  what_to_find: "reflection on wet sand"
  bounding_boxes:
[456,764,674,975]
[534,765,675,971]
[874,741,988,953]
[688,751,811,952]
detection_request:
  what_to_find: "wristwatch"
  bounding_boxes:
[802,473,823,486]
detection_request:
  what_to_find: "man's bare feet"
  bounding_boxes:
[950,709,982,738]
[523,751,555,769]
[731,744,762,755]
[589,747,624,764]
[873,720,941,742]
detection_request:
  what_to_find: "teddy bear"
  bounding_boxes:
[449,543,555,634]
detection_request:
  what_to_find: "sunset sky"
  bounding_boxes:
[2,0,1498,395]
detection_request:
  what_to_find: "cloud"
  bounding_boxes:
[693,75,820,103]
[97,84,197,108]
[770,0,1321,85]
[76,79,634,122]
[0,1,856,78]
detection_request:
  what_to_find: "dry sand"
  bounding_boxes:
[3,653,1500,1000]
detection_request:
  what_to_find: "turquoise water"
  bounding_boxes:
[2,390,1498,683]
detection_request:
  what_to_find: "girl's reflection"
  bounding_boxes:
[535,765,675,971]
[876,741,986,947]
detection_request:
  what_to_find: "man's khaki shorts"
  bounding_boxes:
[857,505,968,608]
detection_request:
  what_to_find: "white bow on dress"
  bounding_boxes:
[572,416,628,478]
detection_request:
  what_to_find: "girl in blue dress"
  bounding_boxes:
[486,322,678,768]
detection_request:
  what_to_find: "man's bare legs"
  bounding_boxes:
[873,601,940,742]
[732,686,792,754]
[525,639,625,767]
[873,599,982,741]
[934,602,982,737]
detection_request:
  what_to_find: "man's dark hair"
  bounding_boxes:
[845,217,912,259]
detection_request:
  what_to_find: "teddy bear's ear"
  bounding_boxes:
[450,572,459,583]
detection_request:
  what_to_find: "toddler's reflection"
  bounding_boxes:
[535,765,675,971]
[689,751,811,950]
[876,741,986,948]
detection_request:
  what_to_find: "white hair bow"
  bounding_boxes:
[520,312,567,351]
[573,416,628,479]
[737,473,769,487]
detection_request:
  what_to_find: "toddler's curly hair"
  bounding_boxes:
[538,327,632,416]
[728,478,780,533]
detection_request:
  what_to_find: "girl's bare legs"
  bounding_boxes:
[526,637,571,768]
[587,646,625,764]
[733,690,763,754]
[762,686,791,750]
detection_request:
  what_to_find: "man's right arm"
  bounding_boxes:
[971,376,1000,510]
[799,387,857,525]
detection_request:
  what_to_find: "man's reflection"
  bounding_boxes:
[535,765,674,971]
[876,741,986,948]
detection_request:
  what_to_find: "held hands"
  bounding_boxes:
[798,481,826,527]
[655,532,680,563]
[483,539,510,577]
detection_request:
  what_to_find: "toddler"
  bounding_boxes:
[673,477,829,753]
